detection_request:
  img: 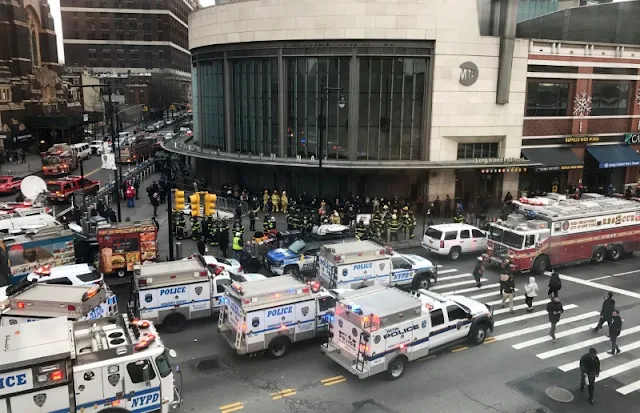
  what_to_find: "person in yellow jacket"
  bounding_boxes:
[329,210,341,225]
[281,191,289,214]
[271,190,280,213]
[262,190,269,211]
[232,232,243,260]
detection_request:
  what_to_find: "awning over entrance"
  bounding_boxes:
[586,145,640,169]
[521,147,584,172]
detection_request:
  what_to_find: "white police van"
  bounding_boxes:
[0,315,182,413]
[0,281,117,326]
[130,257,232,333]
[317,240,436,290]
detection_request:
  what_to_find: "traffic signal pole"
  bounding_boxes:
[168,188,174,261]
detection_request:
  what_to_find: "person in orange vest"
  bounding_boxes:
[125,184,136,208]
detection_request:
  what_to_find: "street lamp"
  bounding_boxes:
[317,82,345,200]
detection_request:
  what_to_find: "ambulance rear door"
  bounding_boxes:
[373,258,392,286]
[186,279,211,319]
[318,256,336,288]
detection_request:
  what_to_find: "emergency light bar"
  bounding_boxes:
[82,286,100,302]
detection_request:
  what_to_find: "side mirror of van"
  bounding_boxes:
[142,363,151,383]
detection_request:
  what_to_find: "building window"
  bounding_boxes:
[130,49,139,61]
[102,49,110,60]
[88,48,97,60]
[231,59,279,155]
[144,50,152,61]
[87,19,95,31]
[591,81,630,116]
[114,18,123,31]
[101,19,109,30]
[26,10,41,67]
[286,57,350,159]
[128,19,137,31]
[200,60,226,151]
[117,49,124,60]
[144,34,152,41]
[73,18,79,29]
[139,89,144,99]
[457,142,499,159]
[101,31,109,40]
[0,87,11,103]
[357,57,426,161]
[158,50,164,61]
[526,81,569,116]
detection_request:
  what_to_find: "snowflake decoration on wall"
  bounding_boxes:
[573,91,592,118]
[635,88,640,107]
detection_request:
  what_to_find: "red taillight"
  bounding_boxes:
[17,301,25,309]
[302,287,310,293]
[214,267,223,275]
[139,279,147,286]
[50,370,64,381]
[440,240,445,248]
[199,271,207,277]
[67,305,76,311]
[170,275,176,279]
[93,280,102,285]
[238,266,244,273]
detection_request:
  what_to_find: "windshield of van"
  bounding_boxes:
[288,240,306,254]
[425,228,443,240]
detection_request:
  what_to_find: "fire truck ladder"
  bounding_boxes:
[234,325,243,348]
[217,304,225,328]
[355,333,367,372]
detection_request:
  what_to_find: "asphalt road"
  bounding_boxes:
[104,197,640,413]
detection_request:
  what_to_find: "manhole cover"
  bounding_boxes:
[545,386,574,403]
[196,358,220,372]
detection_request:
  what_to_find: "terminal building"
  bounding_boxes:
[174,0,640,208]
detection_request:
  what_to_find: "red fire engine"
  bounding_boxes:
[483,193,640,274]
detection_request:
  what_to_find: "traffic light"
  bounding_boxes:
[173,190,185,212]
[189,194,200,217]
[204,193,217,216]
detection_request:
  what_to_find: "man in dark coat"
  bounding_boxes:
[197,237,207,256]
[218,225,230,258]
[546,296,564,343]
[609,310,622,355]
[580,347,600,404]
[593,292,615,334]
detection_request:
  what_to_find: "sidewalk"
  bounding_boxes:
[1,154,42,178]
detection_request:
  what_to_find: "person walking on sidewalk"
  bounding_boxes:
[151,191,160,217]
[524,276,539,312]
[593,292,615,334]
[249,207,259,232]
[501,273,516,313]
[608,310,622,355]
[472,257,484,288]
[125,184,136,208]
[579,347,600,404]
[499,266,510,297]
[547,296,564,343]
[548,271,562,298]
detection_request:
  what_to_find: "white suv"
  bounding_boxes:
[421,223,488,260]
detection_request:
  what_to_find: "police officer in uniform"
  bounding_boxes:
[232,220,244,238]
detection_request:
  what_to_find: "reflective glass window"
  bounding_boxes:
[591,81,630,116]
[526,81,569,117]
[198,60,225,151]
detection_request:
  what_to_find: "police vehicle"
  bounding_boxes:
[130,257,232,333]
[217,276,380,358]
[264,225,354,277]
[0,281,117,326]
[0,315,182,413]
[317,240,436,290]
[321,287,494,380]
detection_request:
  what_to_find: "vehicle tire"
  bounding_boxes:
[469,324,488,345]
[284,266,299,277]
[267,337,290,359]
[592,247,607,264]
[117,270,126,278]
[532,255,550,275]
[385,357,407,381]
[163,314,186,334]
[608,245,624,262]
[412,273,432,290]
[448,247,461,261]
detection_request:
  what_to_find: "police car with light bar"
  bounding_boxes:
[0,280,117,325]
[321,287,493,380]
[0,314,182,413]
[130,256,232,333]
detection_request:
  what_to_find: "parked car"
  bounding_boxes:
[163,132,175,141]
[89,140,105,155]
[202,255,244,276]
[145,125,156,132]
[421,223,488,260]
[0,176,23,194]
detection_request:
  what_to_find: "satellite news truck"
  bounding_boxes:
[130,258,232,333]
[0,281,117,326]
[0,315,182,413]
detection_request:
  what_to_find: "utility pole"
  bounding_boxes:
[107,84,122,222]
[166,156,175,261]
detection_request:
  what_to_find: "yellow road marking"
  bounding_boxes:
[321,375,344,383]
[451,346,468,352]
[271,389,296,400]
[221,407,244,413]
[219,402,243,410]
[484,337,497,344]
[323,377,346,386]
[84,168,101,177]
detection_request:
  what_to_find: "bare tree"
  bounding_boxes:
[149,71,187,117]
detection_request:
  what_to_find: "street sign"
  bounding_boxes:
[169,104,176,111]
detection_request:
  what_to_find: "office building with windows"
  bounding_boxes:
[176,0,531,206]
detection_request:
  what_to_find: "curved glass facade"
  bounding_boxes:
[192,41,432,163]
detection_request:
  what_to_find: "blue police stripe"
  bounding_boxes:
[248,319,315,335]
[74,386,161,410]
[143,298,210,311]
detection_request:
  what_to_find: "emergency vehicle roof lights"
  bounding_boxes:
[50,370,64,381]
[17,301,25,309]
[134,320,151,329]
[82,286,100,302]
[309,281,321,293]
[134,333,156,351]
[35,265,51,276]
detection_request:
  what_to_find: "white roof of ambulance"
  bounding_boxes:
[7,284,93,304]
[136,260,208,289]
[323,240,382,255]
[232,275,307,298]
[341,287,421,319]
[0,317,72,371]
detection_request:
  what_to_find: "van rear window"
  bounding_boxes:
[425,228,443,239]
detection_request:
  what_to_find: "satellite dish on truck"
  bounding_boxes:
[21,176,48,204]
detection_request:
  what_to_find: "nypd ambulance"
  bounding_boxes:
[130,257,232,333]
[0,315,182,413]
[317,240,436,290]
[218,276,381,358]
[0,280,117,326]
[321,287,494,380]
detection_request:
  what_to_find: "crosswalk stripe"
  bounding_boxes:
[436,269,458,275]
[538,325,640,360]
[494,304,578,327]
[442,283,501,296]
[493,311,599,341]
[617,379,640,395]
[513,324,593,350]
[493,299,550,316]
[596,358,640,382]
[559,340,640,372]
[436,273,473,281]
[431,277,485,290]
[471,290,520,300]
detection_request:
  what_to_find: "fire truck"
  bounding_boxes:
[0,315,182,413]
[483,193,640,274]
[40,144,78,176]
[0,281,118,325]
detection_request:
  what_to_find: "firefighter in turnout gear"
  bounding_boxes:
[330,210,341,225]
[263,214,272,233]
[388,213,401,241]
[370,210,382,228]
[205,216,215,245]
[291,205,301,230]
[232,220,244,238]
[190,216,201,240]
[301,215,312,235]
[281,191,289,213]
[173,211,186,240]
[355,219,367,240]
[271,190,280,212]
[402,206,417,239]
[453,203,464,223]
[263,190,269,211]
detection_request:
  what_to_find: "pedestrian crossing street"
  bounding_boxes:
[431,264,640,396]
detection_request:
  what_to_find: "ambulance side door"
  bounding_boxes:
[124,359,162,411]
[138,288,157,317]
[375,259,391,286]
[427,308,448,349]
[390,257,413,285]
[212,278,229,311]
[445,305,471,342]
